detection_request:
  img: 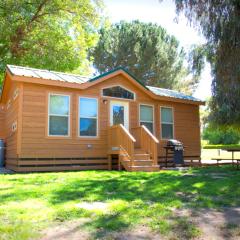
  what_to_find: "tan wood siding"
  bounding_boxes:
[0,104,5,139]
[9,73,201,171]
[1,76,21,169]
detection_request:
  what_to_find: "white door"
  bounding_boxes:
[110,100,129,130]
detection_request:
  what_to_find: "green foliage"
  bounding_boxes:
[171,0,240,124]
[0,0,104,86]
[91,20,199,94]
[203,126,240,145]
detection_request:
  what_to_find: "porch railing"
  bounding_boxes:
[131,125,159,165]
[108,124,136,166]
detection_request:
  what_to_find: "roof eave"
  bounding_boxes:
[4,65,205,106]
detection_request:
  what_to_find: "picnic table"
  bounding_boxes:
[211,148,240,170]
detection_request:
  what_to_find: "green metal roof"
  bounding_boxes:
[147,85,203,102]
[4,65,203,103]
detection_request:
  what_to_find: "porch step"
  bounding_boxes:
[118,148,160,172]
[130,165,160,172]
[134,153,150,160]
[134,148,146,154]
[134,160,153,166]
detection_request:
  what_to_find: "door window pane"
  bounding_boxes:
[48,94,70,136]
[79,98,98,137]
[113,105,124,125]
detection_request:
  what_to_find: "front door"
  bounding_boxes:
[110,100,129,130]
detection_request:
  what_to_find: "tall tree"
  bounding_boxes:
[91,20,198,93]
[0,0,103,85]
[170,0,240,125]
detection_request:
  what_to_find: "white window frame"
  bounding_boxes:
[160,106,174,140]
[48,93,70,137]
[78,97,99,138]
[139,104,155,134]
[101,84,136,101]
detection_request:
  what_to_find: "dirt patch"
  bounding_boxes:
[40,218,91,240]
[40,208,240,240]
[40,220,162,240]
[175,207,240,240]
[99,225,163,240]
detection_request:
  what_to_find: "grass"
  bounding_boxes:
[0,166,240,240]
[203,144,240,149]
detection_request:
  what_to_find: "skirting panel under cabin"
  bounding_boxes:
[11,157,113,172]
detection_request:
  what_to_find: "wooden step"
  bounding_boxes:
[134,153,150,160]
[134,148,146,154]
[130,165,160,172]
[133,160,153,166]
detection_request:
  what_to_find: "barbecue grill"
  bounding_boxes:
[164,139,184,166]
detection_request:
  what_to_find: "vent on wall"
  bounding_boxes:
[12,121,17,132]
[7,100,11,109]
[13,88,19,100]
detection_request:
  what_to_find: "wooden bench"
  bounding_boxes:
[211,158,240,169]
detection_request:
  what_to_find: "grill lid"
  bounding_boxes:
[167,139,183,146]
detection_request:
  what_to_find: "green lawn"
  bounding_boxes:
[0,166,240,240]
[203,144,240,149]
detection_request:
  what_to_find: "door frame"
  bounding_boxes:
[110,100,129,130]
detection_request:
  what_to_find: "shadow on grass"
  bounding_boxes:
[48,168,240,208]
[0,166,240,239]
[48,167,240,239]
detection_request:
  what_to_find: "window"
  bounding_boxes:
[102,86,134,100]
[161,107,174,139]
[79,97,98,137]
[48,94,70,136]
[140,104,154,133]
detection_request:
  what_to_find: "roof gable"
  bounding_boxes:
[89,67,148,89]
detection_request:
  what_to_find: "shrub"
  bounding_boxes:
[202,126,240,145]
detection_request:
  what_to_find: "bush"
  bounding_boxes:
[202,126,240,145]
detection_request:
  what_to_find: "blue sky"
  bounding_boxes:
[103,0,212,100]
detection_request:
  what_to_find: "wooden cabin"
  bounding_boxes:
[0,65,204,172]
